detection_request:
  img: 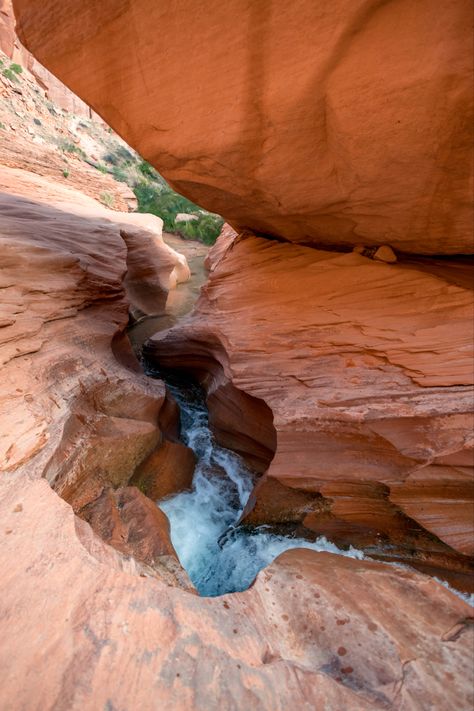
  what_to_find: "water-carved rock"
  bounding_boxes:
[12,0,474,253]
[147,228,474,586]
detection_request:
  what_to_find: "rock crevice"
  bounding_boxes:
[146,227,474,589]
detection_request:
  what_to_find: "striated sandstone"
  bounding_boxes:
[79,485,195,591]
[0,478,472,710]
[0,166,472,708]
[12,0,474,254]
[0,128,136,212]
[147,229,474,585]
[1,0,97,118]
[0,165,189,505]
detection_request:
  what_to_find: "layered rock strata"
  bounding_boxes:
[1,0,98,117]
[0,166,190,568]
[147,228,474,588]
[1,481,473,710]
[0,166,472,708]
[12,0,474,253]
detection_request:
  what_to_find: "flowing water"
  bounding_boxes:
[146,367,364,597]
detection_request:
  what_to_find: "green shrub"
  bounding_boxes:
[138,160,158,179]
[62,169,70,178]
[59,140,86,159]
[10,63,23,75]
[100,192,115,208]
[111,166,128,182]
[2,68,18,83]
[133,181,223,245]
[95,163,108,174]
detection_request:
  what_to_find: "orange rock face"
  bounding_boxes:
[79,485,195,590]
[1,0,95,117]
[131,439,196,501]
[147,229,474,586]
[12,0,474,253]
[0,481,472,710]
[0,166,472,708]
[0,165,189,500]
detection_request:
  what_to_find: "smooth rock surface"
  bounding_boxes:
[0,478,472,710]
[148,229,474,583]
[131,439,196,502]
[79,485,195,591]
[0,167,472,709]
[12,0,474,253]
[0,165,189,492]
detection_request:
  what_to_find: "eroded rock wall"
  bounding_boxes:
[1,0,97,117]
[147,227,474,586]
[0,166,472,709]
[1,480,473,710]
[0,166,189,558]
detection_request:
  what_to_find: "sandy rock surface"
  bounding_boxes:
[12,0,474,253]
[0,165,190,480]
[148,229,474,585]
[1,0,96,117]
[0,46,138,211]
[0,477,472,710]
[0,166,472,709]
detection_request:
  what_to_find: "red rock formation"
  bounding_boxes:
[0,166,189,503]
[1,0,97,118]
[0,481,472,710]
[0,130,136,212]
[0,60,137,211]
[131,440,196,501]
[147,229,474,586]
[79,485,195,590]
[12,0,474,254]
[0,164,472,709]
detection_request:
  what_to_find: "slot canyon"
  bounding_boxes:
[0,1,473,709]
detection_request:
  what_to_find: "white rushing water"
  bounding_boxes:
[155,376,364,597]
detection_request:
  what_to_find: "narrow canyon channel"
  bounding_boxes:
[144,365,364,596]
[133,237,473,603]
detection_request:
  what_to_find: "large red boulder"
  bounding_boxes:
[12,0,473,254]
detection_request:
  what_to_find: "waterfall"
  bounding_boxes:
[150,371,364,596]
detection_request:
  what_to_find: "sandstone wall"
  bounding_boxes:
[12,0,474,253]
[1,0,95,117]
[147,227,474,588]
[2,168,472,709]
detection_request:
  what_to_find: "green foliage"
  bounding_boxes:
[0,121,6,130]
[111,165,128,182]
[2,68,19,83]
[133,181,223,245]
[100,192,115,208]
[97,141,222,245]
[138,160,158,179]
[59,140,86,159]
[177,212,224,245]
[95,163,108,174]
[2,62,22,83]
[62,169,70,178]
